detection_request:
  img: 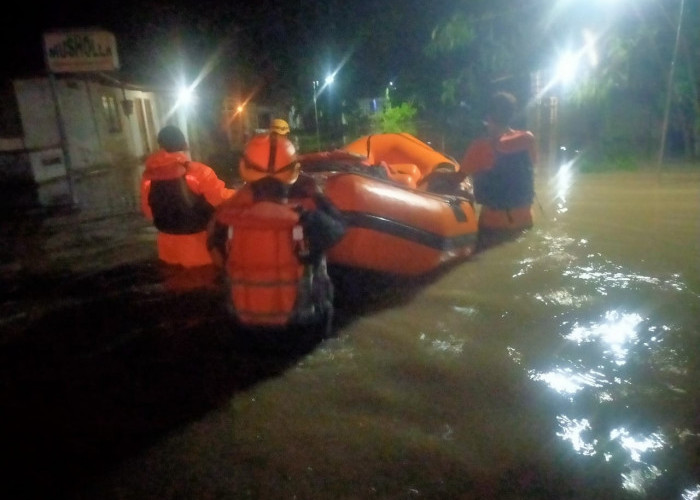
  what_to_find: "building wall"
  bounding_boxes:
[9,75,176,185]
[13,78,65,183]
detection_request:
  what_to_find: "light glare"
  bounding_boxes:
[555,51,578,85]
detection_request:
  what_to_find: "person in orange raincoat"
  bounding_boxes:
[459,91,537,249]
[141,125,234,267]
[208,132,345,337]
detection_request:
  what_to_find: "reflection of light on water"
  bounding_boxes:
[553,160,574,214]
[512,257,536,277]
[610,427,665,462]
[565,310,643,366]
[533,289,589,307]
[419,333,464,355]
[679,429,700,441]
[554,423,668,493]
[621,466,663,495]
[682,485,700,500]
[542,234,578,260]
[598,391,613,402]
[452,305,477,316]
[532,310,672,494]
[507,346,522,364]
[529,366,606,396]
[564,264,688,294]
[610,427,666,494]
[556,415,597,455]
[513,235,588,279]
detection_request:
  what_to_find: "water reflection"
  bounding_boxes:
[551,160,574,214]
[556,415,597,455]
[611,427,666,495]
[564,264,688,294]
[530,366,605,396]
[419,332,465,356]
[517,215,700,498]
[565,310,643,366]
[683,485,700,500]
[611,427,665,463]
[622,465,663,495]
[528,303,691,495]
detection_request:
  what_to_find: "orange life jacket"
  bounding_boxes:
[216,200,312,326]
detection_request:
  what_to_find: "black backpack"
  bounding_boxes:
[148,164,215,234]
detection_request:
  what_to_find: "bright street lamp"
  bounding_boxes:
[177,86,195,108]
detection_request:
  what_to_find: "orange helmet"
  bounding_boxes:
[239,133,300,184]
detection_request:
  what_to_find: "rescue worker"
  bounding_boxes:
[208,132,346,337]
[141,125,234,267]
[270,117,301,151]
[459,91,536,249]
[270,118,291,136]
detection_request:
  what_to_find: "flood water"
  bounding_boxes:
[1,165,699,499]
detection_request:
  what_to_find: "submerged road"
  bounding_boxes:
[1,166,700,499]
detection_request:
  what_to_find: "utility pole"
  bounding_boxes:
[313,80,320,151]
[657,0,685,174]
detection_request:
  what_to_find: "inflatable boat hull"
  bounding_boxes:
[320,172,477,276]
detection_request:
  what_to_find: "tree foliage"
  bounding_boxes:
[426,0,699,161]
[424,1,544,150]
[372,101,418,135]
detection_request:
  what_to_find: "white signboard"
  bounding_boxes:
[44,30,119,73]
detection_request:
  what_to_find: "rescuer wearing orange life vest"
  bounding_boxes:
[140,125,235,267]
[459,91,537,248]
[208,130,346,336]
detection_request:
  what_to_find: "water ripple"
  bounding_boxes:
[563,263,689,294]
[565,310,643,366]
[419,333,464,356]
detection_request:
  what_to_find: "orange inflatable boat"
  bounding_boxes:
[300,150,477,276]
[342,132,459,188]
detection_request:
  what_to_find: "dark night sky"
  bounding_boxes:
[2,0,457,100]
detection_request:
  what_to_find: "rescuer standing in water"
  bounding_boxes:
[209,129,346,337]
[459,91,537,249]
[141,125,234,267]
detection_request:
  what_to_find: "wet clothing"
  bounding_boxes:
[460,129,536,233]
[141,149,234,267]
[209,174,346,330]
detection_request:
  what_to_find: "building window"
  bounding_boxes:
[101,94,121,133]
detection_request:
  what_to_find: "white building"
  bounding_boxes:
[0,72,187,206]
[26,74,172,178]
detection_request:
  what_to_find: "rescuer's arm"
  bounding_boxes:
[301,192,347,262]
[188,162,235,206]
[459,138,495,175]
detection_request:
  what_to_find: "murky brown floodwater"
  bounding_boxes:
[2,165,699,499]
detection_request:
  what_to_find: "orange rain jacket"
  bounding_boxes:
[460,130,536,231]
[141,150,234,267]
